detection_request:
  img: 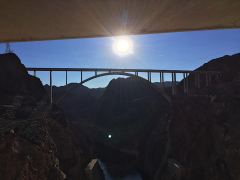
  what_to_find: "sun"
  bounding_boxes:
[112,36,134,57]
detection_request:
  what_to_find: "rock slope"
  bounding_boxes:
[160,54,240,180]
[0,53,89,180]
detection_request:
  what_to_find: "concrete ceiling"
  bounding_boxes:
[0,0,240,42]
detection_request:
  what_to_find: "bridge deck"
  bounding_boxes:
[26,67,219,74]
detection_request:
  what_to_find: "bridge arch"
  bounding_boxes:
[80,71,147,85]
[80,71,171,103]
[56,71,162,104]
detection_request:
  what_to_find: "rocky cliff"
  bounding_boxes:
[161,54,240,180]
[38,53,240,180]
[0,53,90,180]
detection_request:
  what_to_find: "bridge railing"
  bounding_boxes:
[26,67,221,103]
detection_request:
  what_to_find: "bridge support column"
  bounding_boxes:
[81,70,83,83]
[33,70,36,77]
[172,73,174,95]
[160,72,164,86]
[172,72,177,95]
[183,73,186,93]
[135,72,138,76]
[50,70,53,104]
[95,70,97,76]
[65,71,68,85]
[183,73,189,95]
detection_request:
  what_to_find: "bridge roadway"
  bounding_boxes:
[26,67,220,104]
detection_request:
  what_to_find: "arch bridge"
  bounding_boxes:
[26,67,220,103]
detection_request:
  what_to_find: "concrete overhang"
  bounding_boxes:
[0,0,240,42]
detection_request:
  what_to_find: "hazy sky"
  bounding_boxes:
[0,29,240,88]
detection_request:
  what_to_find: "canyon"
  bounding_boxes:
[1,53,240,180]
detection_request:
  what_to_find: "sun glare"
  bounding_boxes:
[112,36,134,57]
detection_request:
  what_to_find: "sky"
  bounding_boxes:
[0,29,240,88]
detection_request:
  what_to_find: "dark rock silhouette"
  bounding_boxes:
[45,83,104,121]
[0,53,90,180]
[196,53,240,78]
[1,52,240,180]
[52,53,240,180]
[162,54,240,180]
[177,53,240,95]
[0,53,46,104]
[53,76,171,178]
[94,76,169,159]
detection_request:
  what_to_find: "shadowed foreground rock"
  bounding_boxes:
[0,53,90,180]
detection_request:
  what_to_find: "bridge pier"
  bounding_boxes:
[183,73,189,95]
[81,70,83,83]
[147,72,152,82]
[50,70,53,104]
[65,71,68,85]
[172,72,177,95]
[160,72,164,86]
